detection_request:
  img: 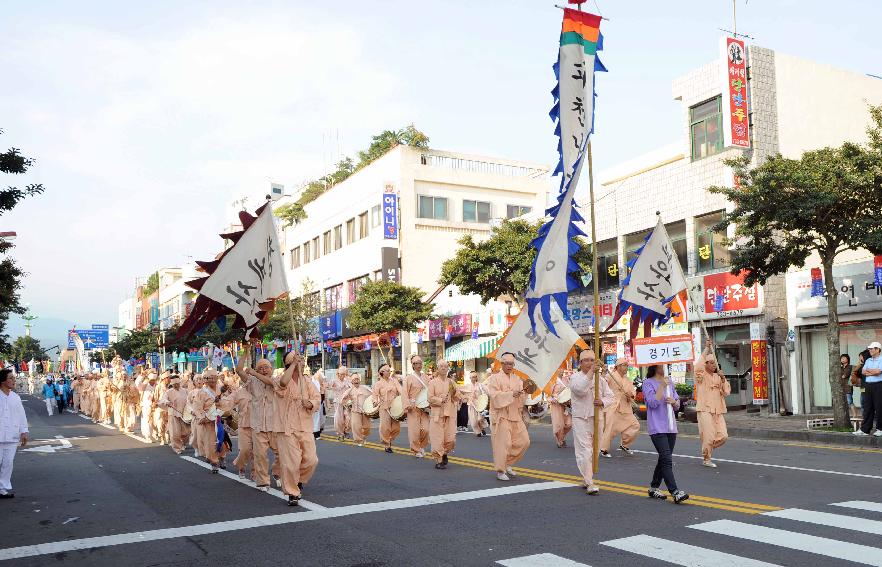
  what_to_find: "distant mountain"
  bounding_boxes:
[5,314,92,352]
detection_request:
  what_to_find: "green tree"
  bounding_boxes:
[6,335,44,362]
[256,279,317,340]
[348,280,434,362]
[143,271,159,295]
[275,125,430,227]
[439,219,593,307]
[709,105,882,428]
[0,129,45,352]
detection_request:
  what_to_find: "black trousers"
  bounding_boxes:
[861,382,882,433]
[56,397,66,415]
[649,433,678,493]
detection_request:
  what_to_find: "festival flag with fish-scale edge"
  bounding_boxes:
[525,8,606,335]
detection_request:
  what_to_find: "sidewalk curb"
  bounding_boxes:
[675,421,882,448]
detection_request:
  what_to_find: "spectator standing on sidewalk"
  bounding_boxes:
[840,354,854,418]
[0,369,29,498]
[856,342,882,437]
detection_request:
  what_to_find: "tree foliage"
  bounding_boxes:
[3,335,44,362]
[276,125,429,226]
[709,104,882,427]
[348,280,434,335]
[255,280,317,340]
[142,271,160,295]
[0,129,45,352]
[439,219,593,306]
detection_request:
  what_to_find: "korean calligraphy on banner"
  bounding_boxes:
[704,271,761,312]
[612,218,688,337]
[491,302,586,392]
[181,203,289,340]
[632,334,694,367]
[722,37,750,148]
[525,8,605,333]
[751,341,769,404]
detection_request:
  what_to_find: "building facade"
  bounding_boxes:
[278,145,549,382]
[572,43,882,413]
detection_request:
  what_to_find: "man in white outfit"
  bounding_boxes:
[0,369,29,498]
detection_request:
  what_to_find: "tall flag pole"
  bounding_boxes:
[526,7,605,334]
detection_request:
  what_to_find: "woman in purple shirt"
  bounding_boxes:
[642,365,689,504]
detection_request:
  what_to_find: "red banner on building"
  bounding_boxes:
[751,340,769,404]
[703,271,760,313]
[723,37,750,148]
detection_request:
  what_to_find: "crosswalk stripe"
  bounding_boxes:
[497,553,589,566]
[601,534,782,567]
[689,520,882,567]
[764,508,882,535]
[831,500,882,513]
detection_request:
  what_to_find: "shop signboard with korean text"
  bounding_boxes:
[428,314,473,340]
[565,289,617,334]
[721,37,750,148]
[632,334,695,367]
[687,271,763,320]
[382,189,398,240]
[790,259,882,319]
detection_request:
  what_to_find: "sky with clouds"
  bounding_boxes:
[1,0,879,341]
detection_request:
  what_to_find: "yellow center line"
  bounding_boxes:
[319,436,778,515]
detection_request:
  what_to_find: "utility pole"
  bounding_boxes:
[22,305,37,337]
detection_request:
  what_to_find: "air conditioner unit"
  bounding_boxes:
[270,183,285,201]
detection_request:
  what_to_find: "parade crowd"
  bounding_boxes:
[15,344,734,507]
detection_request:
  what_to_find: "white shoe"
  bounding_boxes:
[505,467,517,477]
[599,450,612,458]
[853,430,868,436]
[416,450,425,458]
[496,472,510,481]
[702,460,717,468]
[874,430,882,437]
[586,484,600,495]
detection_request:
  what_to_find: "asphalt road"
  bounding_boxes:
[3,392,882,567]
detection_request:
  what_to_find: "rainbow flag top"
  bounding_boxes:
[560,9,602,55]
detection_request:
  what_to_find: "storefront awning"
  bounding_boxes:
[444,335,499,362]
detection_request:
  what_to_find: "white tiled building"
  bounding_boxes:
[277,145,549,381]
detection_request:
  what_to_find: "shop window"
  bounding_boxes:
[334,225,343,250]
[290,247,301,269]
[348,274,370,304]
[594,238,619,290]
[359,211,369,239]
[346,218,356,244]
[418,195,448,220]
[463,200,491,223]
[690,96,723,161]
[695,210,731,272]
[324,284,342,312]
[506,204,532,219]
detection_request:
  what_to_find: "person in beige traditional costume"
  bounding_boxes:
[271,351,320,506]
[460,371,487,437]
[329,366,352,440]
[152,373,170,445]
[158,376,190,454]
[569,350,615,494]
[192,369,222,473]
[402,355,430,457]
[230,377,254,478]
[373,363,402,453]
[694,343,731,467]
[139,373,158,441]
[235,353,281,491]
[549,369,573,448]
[599,358,640,458]
[344,373,373,446]
[485,353,531,481]
[428,360,462,469]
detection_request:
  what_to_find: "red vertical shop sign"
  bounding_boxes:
[723,37,750,148]
[751,340,769,404]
